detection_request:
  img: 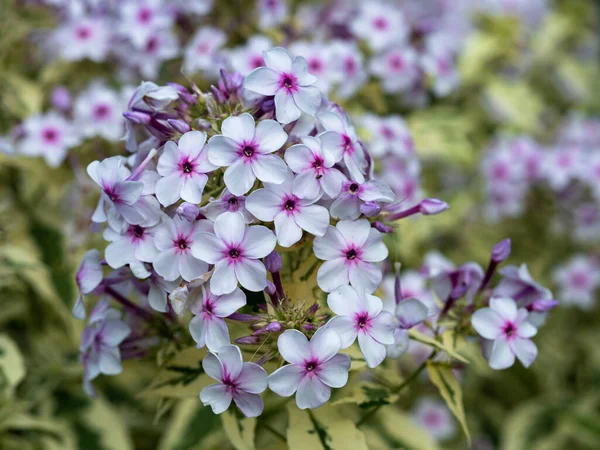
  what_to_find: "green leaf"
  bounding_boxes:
[77,397,134,450]
[0,74,43,119]
[331,381,398,409]
[158,400,221,450]
[142,347,212,399]
[0,334,25,398]
[364,408,441,450]
[286,403,369,450]
[427,362,471,444]
[221,409,256,450]
[408,329,469,364]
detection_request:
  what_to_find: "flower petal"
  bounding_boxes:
[233,392,264,418]
[252,154,288,184]
[310,327,341,363]
[349,260,382,294]
[221,113,256,144]
[294,204,329,237]
[212,288,247,317]
[245,189,281,221]
[292,86,321,117]
[358,332,387,368]
[268,364,304,396]
[224,160,256,196]
[254,119,288,153]
[313,227,346,260]
[214,211,246,245]
[207,135,239,167]
[202,351,224,381]
[325,316,357,348]
[317,353,351,388]
[317,258,349,293]
[200,384,232,414]
[211,260,238,295]
[236,363,268,394]
[204,317,231,352]
[489,340,515,370]
[472,308,504,340]
[242,225,277,258]
[327,285,362,316]
[275,90,301,124]
[274,213,303,247]
[510,338,538,368]
[235,258,268,292]
[244,67,280,96]
[216,345,244,379]
[296,376,330,409]
[277,329,310,364]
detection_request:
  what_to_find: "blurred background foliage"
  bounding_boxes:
[1,0,600,449]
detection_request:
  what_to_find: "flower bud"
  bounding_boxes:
[360,201,381,217]
[301,323,316,331]
[264,251,283,273]
[373,221,394,233]
[418,198,449,215]
[123,111,152,125]
[144,85,179,110]
[167,82,196,105]
[528,299,559,312]
[236,335,260,345]
[265,321,283,332]
[169,285,189,316]
[176,202,200,221]
[51,86,72,113]
[491,238,511,263]
[167,118,191,134]
[265,281,276,295]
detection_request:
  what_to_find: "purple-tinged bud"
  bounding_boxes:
[167,118,191,134]
[176,202,200,221]
[236,335,260,345]
[123,110,152,125]
[261,99,275,113]
[450,282,469,300]
[419,198,449,215]
[491,238,511,263]
[210,85,227,104]
[219,69,244,93]
[265,281,276,296]
[167,82,196,105]
[265,321,282,332]
[373,221,394,233]
[144,85,179,110]
[360,201,381,217]
[394,262,402,304]
[51,86,72,113]
[264,251,283,273]
[301,323,316,331]
[307,303,319,315]
[528,299,559,313]
[227,313,259,322]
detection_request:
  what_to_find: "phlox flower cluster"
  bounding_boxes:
[73,47,454,415]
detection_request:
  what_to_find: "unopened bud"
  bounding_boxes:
[265,321,283,332]
[176,202,200,221]
[123,111,152,125]
[419,198,449,215]
[264,251,283,273]
[236,335,260,345]
[167,118,191,134]
[301,323,316,331]
[169,285,190,316]
[360,201,381,217]
[51,86,72,113]
[373,221,394,233]
[528,299,559,312]
[491,238,511,263]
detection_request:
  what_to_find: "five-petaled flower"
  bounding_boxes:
[156,130,217,207]
[208,113,288,195]
[192,211,276,294]
[246,169,330,247]
[244,47,322,124]
[267,328,351,409]
[313,219,388,293]
[200,345,268,417]
[326,285,396,368]
[472,297,538,370]
[189,286,246,351]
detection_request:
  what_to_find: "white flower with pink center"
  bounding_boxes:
[120,29,179,79]
[350,2,408,51]
[118,0,174,49]
[18,112,80,167]
[200,345,267,417]
[202,188,254,223]
[244,47,322,124]
[183,27,227,76]
[369,46,419,94]
[472,297,538,370]
[318,108,367,182]
[207,113,288,195]
[74,83,125,142]
[326,286,395,368]
[87,156,160,229]
[156,131,217,207]
[256,0,288,30]
[267,328,351,409]
[289,40,334,94]
[421,38,460,97]
[313,219,388,293]
[329,40,367,100]
[53,17,111,62]
[284,136,346,200]
[412,399,456,441]
[153,215,212,282]
[191,211,276,295]
[330,178,395,220]
[553,255,600,310]
[189,286,246,351]
[245,169,330,247]
[228,35,272,75]
[359,113,414,158]
[103,223,159,278]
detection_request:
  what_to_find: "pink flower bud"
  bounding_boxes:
[491,238,511,263]
[264,251,282,273]
[418,198,449,215]
[176,202,200,221]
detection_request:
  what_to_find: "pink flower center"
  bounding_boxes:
[342,134,354,155]
[179,157,196,175]
[437,58,451,74]
[308,58,323,73]
[389,55,404,71]
[570,272,589,289]
[42,127,60,144]
[373,17,388,30]
[229,248,241,259]
[558,154,571,168]
[197,42,210,54]
[137,7,153,24]
[356,312,370,330]
[129,225,145,240]
[285,199,296,211]
[145,37,158,53]
[345,248,359,261]
[503,322,516,339]
[93,104,111,120]
[75,26,91,40]
[279,73,298,92]
[380,126,394,140]
[176,237,190,251]
[348,182,360,195]
[423,411,442,427]
[492,163,509,180]
[312,156,325,178]
[344,57,357,74]
[250,55,264,69]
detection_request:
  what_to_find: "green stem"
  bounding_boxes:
[262,422,287,443]
[356,352,436,428]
